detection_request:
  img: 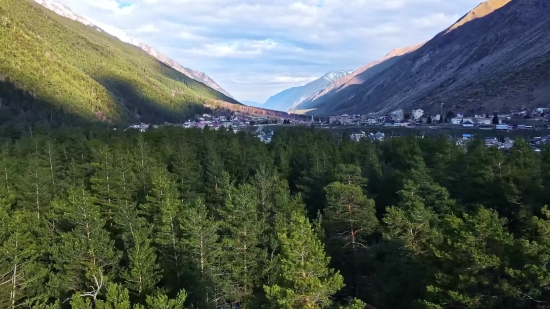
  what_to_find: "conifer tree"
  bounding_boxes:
[147,168,184,288]
[0,206,48,308]
[264,211,344,309]
[90,146,121,229]
[116,202,160,297]
[218,184,266,307]
[180,199,220,308]
[323,181,377,297]
[170,140,201,203]
[49,186,121,302]
[16,138,54,218]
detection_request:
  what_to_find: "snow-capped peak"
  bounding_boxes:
[322,70,353,84]
[34,0,93,26]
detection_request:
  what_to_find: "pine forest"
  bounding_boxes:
[0,125,549,309]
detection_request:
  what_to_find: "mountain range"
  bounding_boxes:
[254,70,352,112]
[0,0,239,125]
[33,0,233,98]
[292,0,550,116]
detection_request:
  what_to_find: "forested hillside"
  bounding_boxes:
[0,0,240,126]
[0,125,550,308]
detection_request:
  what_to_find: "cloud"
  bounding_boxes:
[136,24,158,33]
[56,0,483,102]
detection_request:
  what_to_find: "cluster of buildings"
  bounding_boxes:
[328,110,442,127]
[349,128,549,153]
[126,114,286,133]
[327,107,550,130]
[457,134,550,152]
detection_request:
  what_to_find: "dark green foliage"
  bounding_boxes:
[0,126,549,309]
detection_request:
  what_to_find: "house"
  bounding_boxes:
[455,111,465,118]
[371,132,385,141]
[412,109,424,120]
[390,109,404,122]
[366,118,377,125]
[476,118,492,125]
[329,116,338,124]
[462,119,475,127]
[221,121,233,128]
[350,130,366,141]
[340,114,351,124]
[451,117,463,125]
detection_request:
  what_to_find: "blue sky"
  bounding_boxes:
[56,0,483,103]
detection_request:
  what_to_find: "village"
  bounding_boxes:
[327,107,550,129]
[124,107,550,146]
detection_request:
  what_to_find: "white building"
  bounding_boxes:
[390,109,404,122]
[451,117,463,125]
[476,118,492,125]
[340,114,351,124]
[412,109,424,120]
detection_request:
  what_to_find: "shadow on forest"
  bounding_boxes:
[0,80,98,128]
[0,73,214,129]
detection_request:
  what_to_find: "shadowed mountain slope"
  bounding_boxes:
[0,0,240,126]
[301,0,550,116]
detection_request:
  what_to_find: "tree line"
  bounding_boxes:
[0,125,550,309]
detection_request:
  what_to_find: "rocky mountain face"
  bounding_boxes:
[33,0,233,98]
[294,43,424,112]
[261,70,352,112]
[302,0,550,116]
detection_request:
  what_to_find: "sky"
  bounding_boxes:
[55,0,483,103]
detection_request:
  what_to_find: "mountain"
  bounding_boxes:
[294,43,424,112]
[0,0,240,125]
[33,0,233,98]
[261,70,352,112]
[300,0,550,116]
[241,101,263,107]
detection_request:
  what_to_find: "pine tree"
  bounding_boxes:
[116,201,160,297]
[264,211,344,309]
[16,138,54,219]
[147,168,185,289]
[49,186,121,302]
[218,184,266,307]
[323,181,378,296]
[170,140,201,203]
[180,199,221,308]
[0,206,48,308]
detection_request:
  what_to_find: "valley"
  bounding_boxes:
[1,1,550,308]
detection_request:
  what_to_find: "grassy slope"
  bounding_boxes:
[0,0,240,125]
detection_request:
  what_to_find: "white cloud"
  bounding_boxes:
[56,0,483,102]
[136,24,158,33]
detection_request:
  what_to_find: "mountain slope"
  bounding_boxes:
[262,70,352,112]
[0,0,240,125]
[294,43,424,112]
[33,0,233,98]
[305,0,550,116]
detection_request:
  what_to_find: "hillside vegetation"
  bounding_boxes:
[0,0,240,126]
